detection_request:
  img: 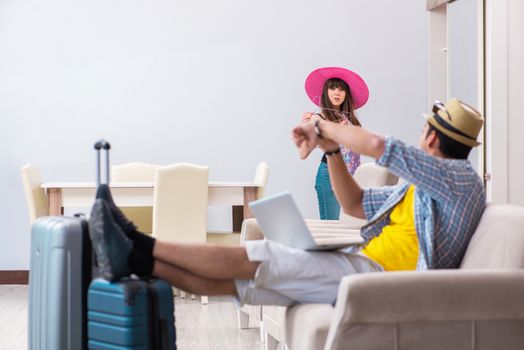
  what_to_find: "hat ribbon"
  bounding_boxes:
[433,113,476,141]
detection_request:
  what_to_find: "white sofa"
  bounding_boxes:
[285,203,524,350]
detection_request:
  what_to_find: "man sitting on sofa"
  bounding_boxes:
[90,97,486,306]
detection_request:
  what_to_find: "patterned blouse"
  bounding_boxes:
[340,145,360,175]
[317,115,361,174]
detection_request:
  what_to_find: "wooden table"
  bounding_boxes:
[42,181,260,231]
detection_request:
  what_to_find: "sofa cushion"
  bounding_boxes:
[461,204,524,269]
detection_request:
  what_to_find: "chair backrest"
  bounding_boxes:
[340,162,399,225]
[152,163,209,243]
[460,203,524,269]
[111,162,158,234]
[254,161,269,199]
[20,164,48,224]
[111,162,158,181]
[353,162,399,188]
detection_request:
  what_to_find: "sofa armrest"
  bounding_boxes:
[333,269,524,325]
[240,218,264,244]
[311,269,524,350]
[305,219,341,225]
[262,305,288,343]
[322,270,524,350]
[305,217,366,230]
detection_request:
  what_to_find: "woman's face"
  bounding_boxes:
[327,86,346,108]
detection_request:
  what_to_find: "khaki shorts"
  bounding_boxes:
[234,240,382,306]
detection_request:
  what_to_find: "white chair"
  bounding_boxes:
[112,162,157,180]
[20,164,48,224]
[254,161,270,199]
[235,162,270,343]
[236,219,266,343]
[338,162,399,227]
[208,161,270,245]
[112,162,158,234]
[152,163,209,304]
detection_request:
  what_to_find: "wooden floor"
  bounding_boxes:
[0,286,27,350]
[0,285,263,350]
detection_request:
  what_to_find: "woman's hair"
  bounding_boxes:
[426,124,472,159]
[320,78,361,127]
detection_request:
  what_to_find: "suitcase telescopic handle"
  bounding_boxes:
[94,140,111,187]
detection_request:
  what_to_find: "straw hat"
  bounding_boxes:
[423,98,483,147]
[304,67,369,109]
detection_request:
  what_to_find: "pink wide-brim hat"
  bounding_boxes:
[304,67,369,109]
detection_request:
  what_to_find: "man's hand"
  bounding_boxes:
[292,121,318,159]
[292,120,339,159]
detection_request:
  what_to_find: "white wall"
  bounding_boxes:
[485,0,524,204]
[0,0,428,269]
[507,0,524,205]
[448,0,478,106]
[448,0,480,169]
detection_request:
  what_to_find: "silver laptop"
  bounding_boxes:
[249,191,365,251]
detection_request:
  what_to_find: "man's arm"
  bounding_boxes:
[325,151,366,219]
[297,142,315,159]
[292,119,387,219]
[317,119,386,160]
[322,122,388,218]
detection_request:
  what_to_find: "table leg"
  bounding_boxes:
[231,187,258,232]
[232,206,243,233]
[243,186,258,219]
[48,188,63,216]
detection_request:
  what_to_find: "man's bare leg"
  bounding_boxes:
[153,241,259,280]
[153,260,237,296]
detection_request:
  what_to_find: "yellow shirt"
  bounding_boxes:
[361,185,419,271]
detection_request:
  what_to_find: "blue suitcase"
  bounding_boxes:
[87,277,176,350]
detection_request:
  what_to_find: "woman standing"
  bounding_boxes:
[300,67,369,220]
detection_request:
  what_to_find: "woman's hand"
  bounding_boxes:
[301,112,324,124]
[301,112,314,123]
